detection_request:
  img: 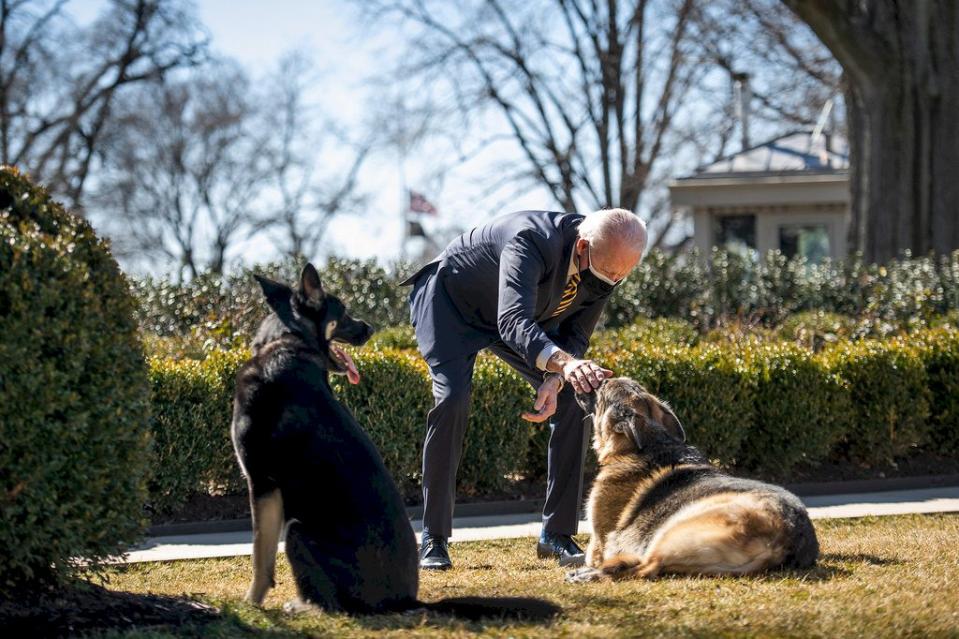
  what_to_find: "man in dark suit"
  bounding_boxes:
[402,208,647,569]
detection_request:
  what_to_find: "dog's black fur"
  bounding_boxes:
[231,264,559,620]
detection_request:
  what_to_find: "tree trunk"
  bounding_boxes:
[786,1,959,262]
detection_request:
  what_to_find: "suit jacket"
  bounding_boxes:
[402,210,613,369]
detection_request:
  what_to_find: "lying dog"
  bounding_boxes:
[231,264,558,619]
[568,377,818,582]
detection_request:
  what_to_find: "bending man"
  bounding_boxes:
[402,208,647,569]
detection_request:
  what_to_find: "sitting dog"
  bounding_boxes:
[568,377,818,582]
[231,264,558,619]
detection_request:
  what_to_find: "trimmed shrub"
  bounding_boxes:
[913,328,959,454]
[0,167,151,593]
[461,355,535,495]
[589,317,698,356]
[778,310,858,351]
[612,344,755,464]
[823,339,931,465]
[141,326,959,510]
[367,325,417,351]
[740,343,854,475]
[148,346,536,507]
[331,349,432,498]
[148,349,249,513]
[334,350,533,498]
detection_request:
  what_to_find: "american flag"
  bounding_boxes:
[408,190,438,215]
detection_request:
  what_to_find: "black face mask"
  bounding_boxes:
[579,269,617,296]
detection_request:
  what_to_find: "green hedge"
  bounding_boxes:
[916,329,959,453]
[0,167,151,594]
[148,349,249,513]
[741,344,854,474]
[823,339,931,463]
[144,326,959,511]
[147,348,536,513]
[607,344,754,463]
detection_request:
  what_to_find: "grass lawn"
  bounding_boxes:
[95,514,959,638]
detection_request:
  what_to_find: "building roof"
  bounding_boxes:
[679,130,849,180]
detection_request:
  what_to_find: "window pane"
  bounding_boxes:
[717,214,756,257]
[779,225,830,264]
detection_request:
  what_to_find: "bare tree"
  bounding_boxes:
[783,1,959,262]
[691,0,843,159]
[0,0,207,210]
[361,0,710,246]
[94,63,272,279]
[258,51,371,260]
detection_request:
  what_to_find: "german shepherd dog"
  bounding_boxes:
[567,377,818,582]
[231,264,559,619]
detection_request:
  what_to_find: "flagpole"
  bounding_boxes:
[399,165,408,263]
[397,98,409,264]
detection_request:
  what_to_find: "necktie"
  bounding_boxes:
[550,272,580,317]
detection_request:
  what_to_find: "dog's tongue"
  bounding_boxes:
[332,344,361,384]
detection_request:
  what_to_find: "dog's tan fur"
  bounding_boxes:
[575,380,812,582]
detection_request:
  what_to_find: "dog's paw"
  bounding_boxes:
[283,599,316,615]
[565,567,603,583]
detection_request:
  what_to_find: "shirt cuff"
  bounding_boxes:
[536,343,563,371]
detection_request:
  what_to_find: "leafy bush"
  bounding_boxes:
[612,344,755,463]
[740,344,853,475]
[606,248,959,333]
[148,347,536,507]
[605,250,708,327]
[778,311,859,351]
[914,328,959,454]
[823,339,931,464]
[367,325,418,350]
[589,317,698,356]
[148,349,249,513]
[0,167,151,593]
[132,257,411,350]
[142,326,959,510]
[135,247,959,349]
[334,349,533,498]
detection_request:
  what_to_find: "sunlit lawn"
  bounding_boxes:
[95,514,959,638]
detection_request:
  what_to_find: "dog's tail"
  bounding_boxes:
[411,596,561,621]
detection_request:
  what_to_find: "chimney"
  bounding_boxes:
[732,72,751,151]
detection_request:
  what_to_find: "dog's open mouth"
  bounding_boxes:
[329,342,361,385]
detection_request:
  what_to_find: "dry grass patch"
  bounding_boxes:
[95,514,959,638]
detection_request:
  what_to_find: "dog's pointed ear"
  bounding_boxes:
[611,407,642,449]
[615,420,644,450]
[299,263,324,301]
[650,396,686,442]
[254,274,292,316]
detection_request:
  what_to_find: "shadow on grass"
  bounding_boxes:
[820,552,903,566]
[0,580,222,639]
[250,601,560,636]
[739,551,901,584]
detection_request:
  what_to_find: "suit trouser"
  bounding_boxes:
[421,341,590,539]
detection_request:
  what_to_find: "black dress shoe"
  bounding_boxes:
[420,533,452,570]
[537,531,585,567]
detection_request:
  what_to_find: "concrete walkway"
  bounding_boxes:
[120,486,959,564]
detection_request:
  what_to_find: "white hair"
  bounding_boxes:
[578,208,647,254]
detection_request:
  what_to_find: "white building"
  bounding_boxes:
[669,130,850,263]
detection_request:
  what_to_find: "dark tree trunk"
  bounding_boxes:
[785,0,959,262]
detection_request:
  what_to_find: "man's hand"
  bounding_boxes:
[561,358,613,394]
[522,375,562,422]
